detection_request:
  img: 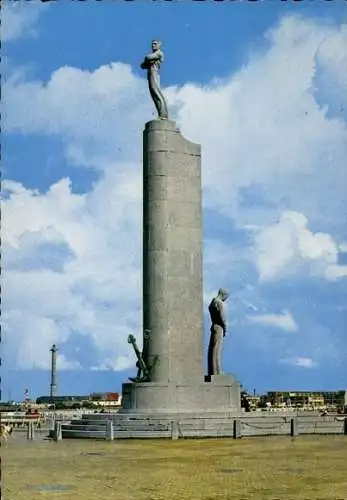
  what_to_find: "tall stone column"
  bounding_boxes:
[50,344,58,398]
[143,120,204,385]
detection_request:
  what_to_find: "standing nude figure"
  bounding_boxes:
[141,40,169,119]
[207,288,229,375]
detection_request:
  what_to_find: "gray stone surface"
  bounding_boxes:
[142,119,204,387]
[121,380,240,413]
[204,374,238,385]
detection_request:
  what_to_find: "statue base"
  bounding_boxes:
[61,374,241,439]
[120,373,240,414]
[204,374,238,384]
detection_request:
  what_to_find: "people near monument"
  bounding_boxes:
[0,424,13,445]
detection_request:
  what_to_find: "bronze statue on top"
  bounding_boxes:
[207,288,229,376]
[141,40,169,120]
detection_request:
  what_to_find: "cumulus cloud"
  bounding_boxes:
[2,1,49,42]
[3,64,150,170]
[4,16,347,230]
[2,14,347,370]
[248,310,298,332]
[313,24,347,120]
[2,176,141,370]
[56,354,82,371]
[254,211,347,282]
[170,17,347,232]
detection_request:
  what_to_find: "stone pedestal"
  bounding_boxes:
[121,378,240,414]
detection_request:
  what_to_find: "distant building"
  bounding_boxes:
[241,393,260,411]
[36,395,89,405]
[322,391,347,408]
[36,392,122,406]
[264,390,347,410]
[90,392,121,402]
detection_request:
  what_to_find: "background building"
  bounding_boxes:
[264,390,346,411]
[35,392,122,408]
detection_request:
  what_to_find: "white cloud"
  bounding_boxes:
[91,357,133,372]
[56,354,82,371]
[313,24,347,118]
[3,64,150,170]
[338,243,347,253]
[281,357,318,368]
[2,176,141,370]
[325,265,347,280]
[248,310,298,332]
[2,1,49,42]
[2,15,347,370]
[3,16,347,229]
[254,211,347,282]
[170,17,347,231]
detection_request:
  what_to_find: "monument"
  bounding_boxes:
[62,41,241,438]
[120,40,241,418]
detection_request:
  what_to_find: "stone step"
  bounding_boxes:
[79,415,237,426]
[69,419,108,426]
[114,424,170,431]
[63,422,171,432]
[62,429,107,439]
[81,412,240,421]
[63,424,108,432]
[114,430,172,438]
[61,428,236,439]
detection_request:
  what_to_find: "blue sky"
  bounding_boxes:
[2,0,347,401]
